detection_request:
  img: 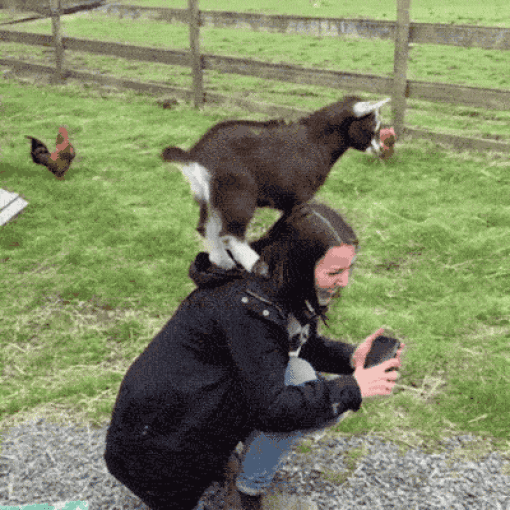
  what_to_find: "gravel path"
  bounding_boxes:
[0,418,509,510]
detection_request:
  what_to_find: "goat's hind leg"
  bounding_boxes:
[223,236,261,272]
[210,172,265,273]
[196,199,208,237]
[205,207,237,270]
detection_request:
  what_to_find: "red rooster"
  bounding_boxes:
[26,127,75,179]
[379,127,396,160]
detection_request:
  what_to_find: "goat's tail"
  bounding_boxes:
[161,146,193,163]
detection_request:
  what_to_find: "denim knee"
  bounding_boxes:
[284,356,317,386]
[285,357,345,430]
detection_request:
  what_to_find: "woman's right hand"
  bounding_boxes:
[351,328,403,399]
[353,358,400,398]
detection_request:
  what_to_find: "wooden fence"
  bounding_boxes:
[1,0,509,153]
[0,0,103,11]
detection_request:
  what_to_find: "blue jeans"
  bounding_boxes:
[235,357,345,496]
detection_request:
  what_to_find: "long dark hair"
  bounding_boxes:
[250,201,358,325]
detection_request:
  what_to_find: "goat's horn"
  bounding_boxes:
[353,98,391,117]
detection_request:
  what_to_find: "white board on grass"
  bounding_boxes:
[0,502,88,510]
[0,188,29,226]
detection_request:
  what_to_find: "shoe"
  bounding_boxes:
[223,449,263,510]
[238,490,263,510]
[223,452,244,509]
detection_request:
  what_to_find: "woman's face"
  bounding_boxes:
[314,244,357,305]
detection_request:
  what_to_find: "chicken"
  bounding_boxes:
[26,127,75,179]
[379,127,396,160]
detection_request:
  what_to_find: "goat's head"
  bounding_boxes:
[347,98,391,156]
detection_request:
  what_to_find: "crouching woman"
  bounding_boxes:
[104,201,405,510]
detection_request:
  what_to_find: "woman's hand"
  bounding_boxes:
[351,328,406,399]
[353,358,400,398]
[352,328,406,370]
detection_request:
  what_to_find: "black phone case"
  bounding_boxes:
[364,335,401,369]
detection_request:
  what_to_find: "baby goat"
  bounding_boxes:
[162,95,390,272]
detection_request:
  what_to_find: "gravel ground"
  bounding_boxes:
[0,418,509,510]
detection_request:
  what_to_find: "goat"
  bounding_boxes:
[161,95,390,272]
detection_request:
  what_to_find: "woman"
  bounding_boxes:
[104,201,405,510]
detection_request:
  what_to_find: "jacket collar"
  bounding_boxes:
[189,252,246,288]
[189,252,320,324]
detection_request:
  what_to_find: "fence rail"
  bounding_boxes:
[2,29,509,111]
[0,0,105,14]
[8,2,510,52]
[95,5,510,51]
[1,0,509,153]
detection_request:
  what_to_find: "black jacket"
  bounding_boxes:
[105,252,362,487]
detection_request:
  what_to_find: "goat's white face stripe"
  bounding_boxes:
[367,138,381,155]
[363,108,383,155]
[375,109,382,132]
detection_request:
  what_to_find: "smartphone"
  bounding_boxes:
[364,335,401,370]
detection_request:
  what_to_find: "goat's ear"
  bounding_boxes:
[352,98,391,118]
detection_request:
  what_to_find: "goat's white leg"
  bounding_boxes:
[224,236,260,272]
[181,162,211,202]
[205,207,236,270]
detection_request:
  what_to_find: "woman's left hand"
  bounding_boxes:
[352,328,406,370]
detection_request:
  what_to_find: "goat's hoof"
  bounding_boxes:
[209,253,237,271]
[252,259,269,277]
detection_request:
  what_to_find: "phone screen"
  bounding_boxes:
[364,335,400,369]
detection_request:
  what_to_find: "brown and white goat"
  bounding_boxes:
[162,96,390,271]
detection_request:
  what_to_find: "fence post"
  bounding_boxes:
[50,0,64,84]
[189,0,203,109]
[392,0,411,140]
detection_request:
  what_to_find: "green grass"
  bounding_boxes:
[0,1,509,465]
[1,80,509,462]
[3,0,509,24]
[7,14,510,89]
[95,0,510,26]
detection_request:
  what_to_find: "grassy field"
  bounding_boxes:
[1,0,509,25]
[78,0,510,26]
[1,0,510,469]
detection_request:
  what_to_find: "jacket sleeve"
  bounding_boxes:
[220,291,362,433]
[298,322,357,375]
